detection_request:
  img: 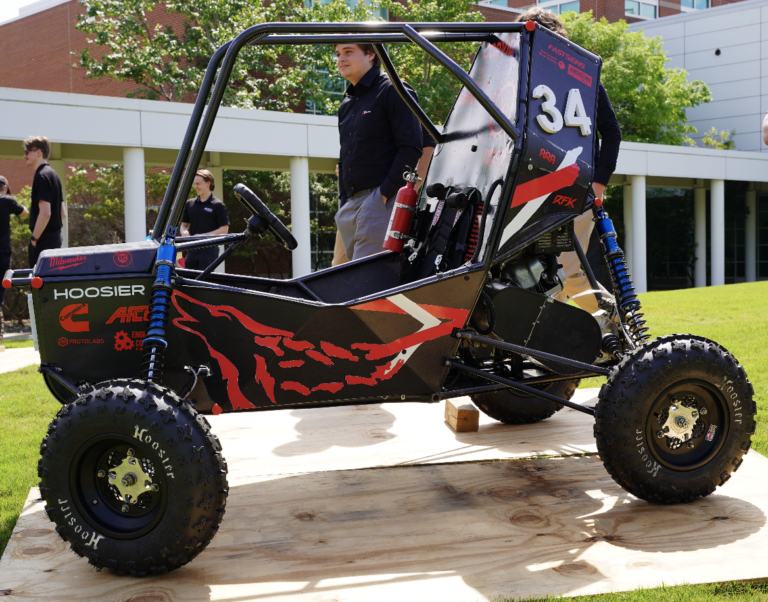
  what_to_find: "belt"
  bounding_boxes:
[348,187,376,201]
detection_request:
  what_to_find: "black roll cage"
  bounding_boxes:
[151,22,526,246]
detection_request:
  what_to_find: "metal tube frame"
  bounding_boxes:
[152,22,527,243]
[454,329,612,377]
[445,358,595,416]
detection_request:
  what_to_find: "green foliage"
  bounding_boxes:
[702,126,736,150]
[222,169,339,277]
[75,0,482,119]
[77,0,373,111]
[67,164,125,246]
[379,0,483,124]
[561,12,711,145]
[3,186,33,325]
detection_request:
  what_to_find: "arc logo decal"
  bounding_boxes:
[59,303,89,333]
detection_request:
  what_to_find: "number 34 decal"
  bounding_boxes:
[532,85,592,136]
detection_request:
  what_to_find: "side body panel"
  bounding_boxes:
[162,271,484,413]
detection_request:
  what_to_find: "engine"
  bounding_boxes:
[498,253,565,298]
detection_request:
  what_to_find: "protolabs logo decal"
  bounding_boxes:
[113,251,133,268]
[171,290,469,414]
[59,303,89,333]
[49,256,87,271]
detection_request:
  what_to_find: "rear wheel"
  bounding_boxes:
[38,379,228,575]
[472,379,579,424]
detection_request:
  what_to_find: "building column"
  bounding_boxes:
[123,147,146,243]
[694,186,707,288]
[630,175,647,293]
[710,179,725,287]
[48,159,68,248]
[746,185,757,283]
[290,157,311,278]
[207,160,225,273]
[623,182,633,275]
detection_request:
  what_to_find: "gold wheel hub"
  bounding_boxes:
[108,450,155,505]
[661,398,700,442]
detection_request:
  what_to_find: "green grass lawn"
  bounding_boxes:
[0,283,766,602]
[0,366,59,556]
[578,281,768,456]
[1,338,34,349]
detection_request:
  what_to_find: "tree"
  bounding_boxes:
[702,127,735,150]
[75,0,480,118]
[562,12,711,146]
[379,0,483,123]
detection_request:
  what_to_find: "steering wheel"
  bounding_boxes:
[233,183,298,251]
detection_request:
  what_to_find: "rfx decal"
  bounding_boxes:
[54,285,146,301]
[532,85,592,136]
[57,498,106,550]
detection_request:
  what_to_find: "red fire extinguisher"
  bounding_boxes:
[383,168,420,253]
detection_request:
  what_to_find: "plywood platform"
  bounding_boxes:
[3,392,768,602]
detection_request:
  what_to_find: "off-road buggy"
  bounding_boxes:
[4,21,755,576]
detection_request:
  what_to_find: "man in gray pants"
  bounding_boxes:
[334,42,422,261]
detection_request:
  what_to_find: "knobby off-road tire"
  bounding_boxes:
[472,379,579,425]
[38,379,228,575]
[594,334,756,504]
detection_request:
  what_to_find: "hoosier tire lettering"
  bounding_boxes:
[594,334,756,504]
[38,379,228,576]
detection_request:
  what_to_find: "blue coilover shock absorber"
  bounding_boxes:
[592,202,650,344]
[141,237,177,382]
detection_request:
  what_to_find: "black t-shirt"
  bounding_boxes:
[30,164,64,233]
[0,194,25,253]
[181,195,230,236]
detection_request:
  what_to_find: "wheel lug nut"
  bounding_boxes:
[108,472,116,480]
[121,504,129,513]
[151,484,159,492]
[97,470,106,478]
[656,431,665,438]
[687,441,694,448]
[700,407,708,415]
[126,449,135,457]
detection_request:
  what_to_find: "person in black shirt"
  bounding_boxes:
[515,8,622,317]
[334,43,423,261]
[24,136,66,268]
[0,175,29,311]
[180,169,230,271]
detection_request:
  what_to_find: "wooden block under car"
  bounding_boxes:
[444,399,479,432]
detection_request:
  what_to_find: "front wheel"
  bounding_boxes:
[594,335,756,504]
[38,379,228,575]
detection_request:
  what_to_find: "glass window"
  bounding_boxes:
[681,0,694,7]
[694,0,709,9]
[560,0,580,12]
[489,0,508,6]
[640,3,656,18]
[625,0,640,15]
